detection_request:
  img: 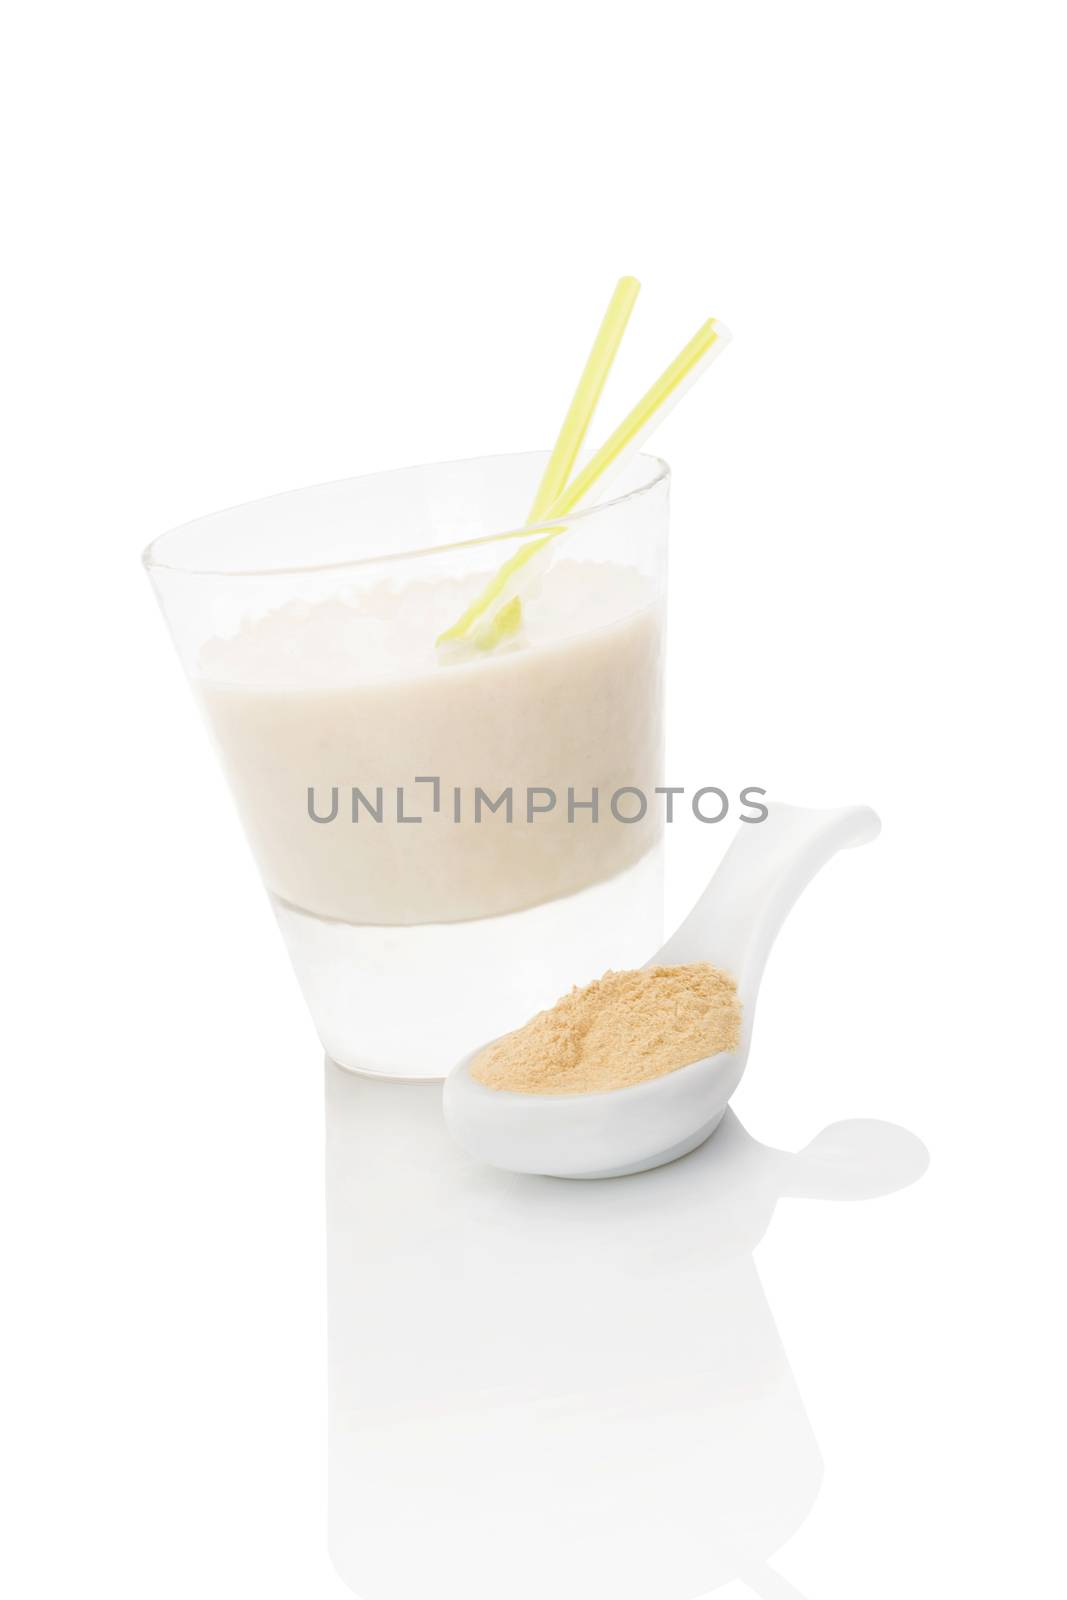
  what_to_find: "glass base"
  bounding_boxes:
[272,848,663,1080]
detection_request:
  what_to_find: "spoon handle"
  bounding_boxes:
[653,803,881,1010]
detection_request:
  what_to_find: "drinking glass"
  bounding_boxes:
[145,452,669,1077]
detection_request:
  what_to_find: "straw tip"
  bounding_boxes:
[709,318,732,346]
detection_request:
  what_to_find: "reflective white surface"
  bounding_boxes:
[327,1065,926,1599]
[6,4,1067,1595]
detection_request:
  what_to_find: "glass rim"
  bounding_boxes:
[142,450,670,580]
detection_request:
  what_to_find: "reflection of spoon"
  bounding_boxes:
[445,802,881,1179]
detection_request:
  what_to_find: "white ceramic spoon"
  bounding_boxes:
[443,802,881,1180]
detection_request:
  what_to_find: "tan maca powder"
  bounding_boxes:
[470,962,742,1096]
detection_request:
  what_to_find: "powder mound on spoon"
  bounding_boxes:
[469,962,742,1096]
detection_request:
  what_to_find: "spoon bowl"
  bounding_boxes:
[444,802,881,1178]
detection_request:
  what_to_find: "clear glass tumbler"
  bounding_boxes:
[145,451,669,1077]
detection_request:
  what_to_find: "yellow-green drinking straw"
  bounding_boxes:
[437,276,639,650]
[525,274,641,524]
[437,296,729,653]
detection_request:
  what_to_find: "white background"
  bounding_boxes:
[2,2,1065,1596]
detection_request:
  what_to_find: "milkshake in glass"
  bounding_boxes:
[146,452,668,1077]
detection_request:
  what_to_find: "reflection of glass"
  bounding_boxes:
[145,453,668,1079]
[326,1066,927,1600]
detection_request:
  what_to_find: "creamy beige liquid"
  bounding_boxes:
[197,561,664,927]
